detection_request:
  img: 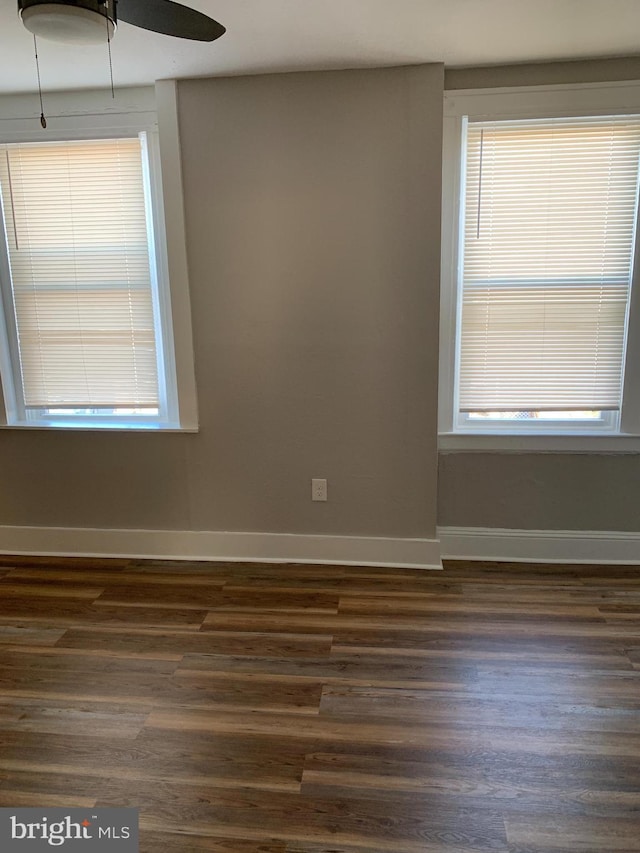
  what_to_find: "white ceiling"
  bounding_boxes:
[2,0,640,95]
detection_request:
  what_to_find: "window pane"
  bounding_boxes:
[0,138,159,410]
[458,117,640,416]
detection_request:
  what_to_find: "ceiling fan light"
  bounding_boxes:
[21,3,115,45]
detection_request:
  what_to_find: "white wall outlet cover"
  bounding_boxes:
[312,478,328,501]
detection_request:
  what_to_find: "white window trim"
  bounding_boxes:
[155,80,198,432]
[440,80,640,453]
[0,82,198,432]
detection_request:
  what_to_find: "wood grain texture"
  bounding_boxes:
[0,556,638,851]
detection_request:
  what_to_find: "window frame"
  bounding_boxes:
[0,132,175,430]
[0,83,197,432]
[440,80,640,452]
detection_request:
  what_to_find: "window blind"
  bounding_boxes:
[0,137,159,409]
[459,117,640,413]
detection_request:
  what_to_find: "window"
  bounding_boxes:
[440,84,640,450]
[0,133,179,429]
[459,115,640,430]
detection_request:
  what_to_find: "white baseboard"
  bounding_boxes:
[439,526,640,565]
[0,525,442,570]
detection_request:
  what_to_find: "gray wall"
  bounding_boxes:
[439,59,640,533]
[439,453,640,531]
[0,65,444,540]
[445,56,640,90]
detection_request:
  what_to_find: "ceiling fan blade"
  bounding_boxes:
[117,0,225,41]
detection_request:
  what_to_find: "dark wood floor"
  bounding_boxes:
[0,556,638,852]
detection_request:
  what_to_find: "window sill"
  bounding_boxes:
[439,432,640,453]
[0,422,198,433]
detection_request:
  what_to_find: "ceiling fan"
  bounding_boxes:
[18,0,226,45]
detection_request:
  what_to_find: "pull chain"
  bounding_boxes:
[33,35,46,129]
[476,128,484,239]
[106,6,114,98]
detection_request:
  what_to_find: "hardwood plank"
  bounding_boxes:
[93,584,227,609]
[0,697,149,737]
[176,652,475,689]
[0,625,66,646]
[330,642,635,670]
[211,575,449,596]
[140,831,286,853]
[0,555,132,569]
[201,612,640,640]
[329,625,640,655]
[0,790,97,807]
[150,671,323,714]
[301,750,640,792]
[0,768,116,802]
[0,642,184,662]
[5,569,227,587]
[505,814,640,851]
[0,597,209,629]
[0,582,105,600]
[338,595,604,619]
[318,684,640,731]
[56,627,333,658]
[94,587,339,614]
[469,666,640,702]
[282,844,501,853]
[0,647,179,675]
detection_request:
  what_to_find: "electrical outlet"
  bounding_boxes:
[311,478,327,502]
